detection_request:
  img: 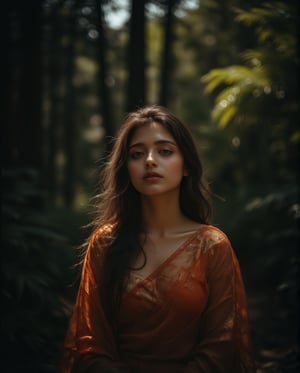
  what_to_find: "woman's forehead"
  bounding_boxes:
[129,122,175,145]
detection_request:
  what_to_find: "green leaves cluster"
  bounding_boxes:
[202,63,272,128]
[202,1,299,132]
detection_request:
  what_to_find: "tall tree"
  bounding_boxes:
[5,1,44,171]
[63,1,78,207]
[159,0,178,106]
[96,0,114,152]
[47,1,65,205]
[127,0,146,111]
[1,3,15,167]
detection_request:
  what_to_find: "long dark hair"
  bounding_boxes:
[87,105,212,324]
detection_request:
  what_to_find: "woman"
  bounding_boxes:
[61,105,256,372]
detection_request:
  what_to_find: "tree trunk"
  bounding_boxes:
[10,1,44,171]
[46,3,63,205]
[127,0,146,112]
[159,0,177,107]
[96,0,114,154]
[63,2,77,208]
[1,3,15,167]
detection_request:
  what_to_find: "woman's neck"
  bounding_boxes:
[141,192,189,236]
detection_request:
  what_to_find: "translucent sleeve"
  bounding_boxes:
[60,232,130,373]
[184,239,256,373]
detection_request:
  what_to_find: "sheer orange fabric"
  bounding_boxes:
[60,225,256,373]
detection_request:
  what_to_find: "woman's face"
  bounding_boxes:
[127,122,188,197]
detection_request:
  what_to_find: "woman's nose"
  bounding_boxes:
[145,151,157,167]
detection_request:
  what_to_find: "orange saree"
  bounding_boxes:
[60,225,256,373]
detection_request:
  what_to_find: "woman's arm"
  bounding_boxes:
[184,239,256,373]
[60,231,130,373]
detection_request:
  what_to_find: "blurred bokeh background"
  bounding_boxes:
[2,0,299,372]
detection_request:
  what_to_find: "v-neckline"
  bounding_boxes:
[125,224,206,296]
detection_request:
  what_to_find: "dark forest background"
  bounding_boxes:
[1,0,299,372]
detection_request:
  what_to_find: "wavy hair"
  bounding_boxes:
[87,105,212,324]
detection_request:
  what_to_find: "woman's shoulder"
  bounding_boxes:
[88,223,116,252]
[197,224,230,244]
[192,225,237,272]
[93,223,115,238]
[190,224,233,257]
[90,224,114,241]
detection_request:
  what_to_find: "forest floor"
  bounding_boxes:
[247,290,299,373]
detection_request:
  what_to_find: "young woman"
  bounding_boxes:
[60,105,256,373]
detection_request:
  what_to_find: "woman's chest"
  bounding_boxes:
[120,252,209,330]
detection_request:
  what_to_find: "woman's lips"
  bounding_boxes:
[143,172,162,180]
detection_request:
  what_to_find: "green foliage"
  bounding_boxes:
[1,168,77,372]
[229,185,299,318]
[235,1,298,57]
[201,0,299,131]
[200,0,299,218]
[188,2,300,362]
[202,64,271,127]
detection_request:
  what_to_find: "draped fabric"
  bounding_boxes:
[60,225,256,373]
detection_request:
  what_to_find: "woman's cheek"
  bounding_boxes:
[127,162,140,183]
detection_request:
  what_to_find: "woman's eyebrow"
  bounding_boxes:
[129,140,177,148]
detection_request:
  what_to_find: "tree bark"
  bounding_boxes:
[63,2,78,208]
[9,1,44,170]
[96,0,114,154]
[47,2,64,205]
[1,3,15,167]
[159,0,177,107]
[127,0,146,112]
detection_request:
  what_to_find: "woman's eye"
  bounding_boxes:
[129,151,144,160]
[159,149,173,156]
